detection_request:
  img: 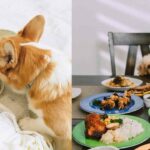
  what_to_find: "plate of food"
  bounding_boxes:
[101,76,143,91]
[125,84,150,97]
[72,88,82,99]
[80,93,144,114]
[73,113,150,149]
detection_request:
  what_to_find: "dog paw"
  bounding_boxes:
[19,117,33,130]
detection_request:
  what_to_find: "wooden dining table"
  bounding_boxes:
[72,75,150,150]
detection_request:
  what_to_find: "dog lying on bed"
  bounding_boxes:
[138,54,150,75]
[0,15,71,150]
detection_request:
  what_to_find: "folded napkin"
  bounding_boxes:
[0,104,53,150]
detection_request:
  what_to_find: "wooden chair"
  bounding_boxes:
[108,32,150,76]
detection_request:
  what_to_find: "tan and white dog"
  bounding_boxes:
[138,54,150,75]
[0,15,71,150]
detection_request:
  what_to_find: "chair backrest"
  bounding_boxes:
[108,32,150,76]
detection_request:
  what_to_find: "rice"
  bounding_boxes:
[101,118,144,144]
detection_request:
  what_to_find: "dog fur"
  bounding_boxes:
[138,54,150,76]
[0,15,71,150]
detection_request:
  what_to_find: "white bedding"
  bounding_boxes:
[0,105,53,150]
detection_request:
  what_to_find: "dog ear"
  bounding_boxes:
[18,15,45,42]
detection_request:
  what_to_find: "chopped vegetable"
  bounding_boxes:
[110,118,123,124]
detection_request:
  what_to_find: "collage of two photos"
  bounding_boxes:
[0,0,149,150]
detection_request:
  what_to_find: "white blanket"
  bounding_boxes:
[0,104,53,150]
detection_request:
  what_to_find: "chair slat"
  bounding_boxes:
[112,33,150,45]
[125,46,138,75]
[108,32,116,76]
[140,45,150,56]
[108,32,150,75]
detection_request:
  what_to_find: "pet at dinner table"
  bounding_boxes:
[0,15,71,150]
[138,54,150,75]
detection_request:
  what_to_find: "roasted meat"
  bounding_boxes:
[108,76,136,87]
[101,99,115,109]
[85,113,106,140]
[99,93,130,110]
[110,93,119,101]
[118,97,129,109]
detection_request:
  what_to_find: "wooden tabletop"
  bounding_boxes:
[72,75,150,86]
[72,75,150,150]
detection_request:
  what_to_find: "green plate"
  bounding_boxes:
[73,115,150,149]
[148,109,150,116]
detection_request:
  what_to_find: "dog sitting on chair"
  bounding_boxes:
[0,15,71,150]
[138,54,150,76]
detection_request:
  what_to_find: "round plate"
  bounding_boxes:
[148,109,150,116]
[73,115,150,149]
[101,77,143,91]
[89,146,119,150]
[80,93,144,114]
[72,88,81,99]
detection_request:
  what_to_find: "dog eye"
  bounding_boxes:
[6,55,12,63]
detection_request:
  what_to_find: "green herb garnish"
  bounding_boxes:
[110,118,123,124]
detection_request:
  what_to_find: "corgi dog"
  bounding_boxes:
[0,15,71,150]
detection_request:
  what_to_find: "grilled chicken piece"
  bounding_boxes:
[107,99,115,109]
[101,93,130,110]
[101,98,115,109]
[110,93,119,101]
[85,113,106,140]
[101,100,108,108]
[118,97,130,109]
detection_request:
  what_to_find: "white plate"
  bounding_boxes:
[72,88,81,99]
[101,77,143,91]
